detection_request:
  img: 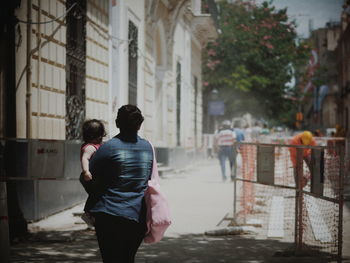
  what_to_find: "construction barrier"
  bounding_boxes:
[234,139,345,261]
[0,138,86,221]
[0,138,89,263]
[0,182,10,263]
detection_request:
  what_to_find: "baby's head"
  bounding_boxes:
[82,119,106,144]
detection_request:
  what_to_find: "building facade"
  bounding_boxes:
[337,2,350,137]
[13,0,110,140]
[302,24,341,131]
[110,0,217,165]
[301,1,350,137]
[0,0,217,221]
[12,0,217,158]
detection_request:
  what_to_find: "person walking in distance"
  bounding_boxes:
[214,120,237,181]
[81,105,154,263]
[232,121,245,178]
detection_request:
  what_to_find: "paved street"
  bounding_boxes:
[10,158,350,262]
[2,1,350,262]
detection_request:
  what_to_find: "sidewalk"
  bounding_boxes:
[10,229,337,263]
[10,158,350,262]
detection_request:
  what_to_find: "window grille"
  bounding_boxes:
[128,21,138,105]
[66,0,86,140]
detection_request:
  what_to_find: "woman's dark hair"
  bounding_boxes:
[82,119,106,143]
[115,104,144,133]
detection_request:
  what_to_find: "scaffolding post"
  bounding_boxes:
[295,147,304,254]
[0,181,10,263]
[338,145,345,263]
[233,172,237,223]
[233,144,237,224]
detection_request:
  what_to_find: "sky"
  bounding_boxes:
[254,0,344,38]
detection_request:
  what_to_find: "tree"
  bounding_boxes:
[203,0,310,125]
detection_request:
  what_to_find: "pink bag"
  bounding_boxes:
[144,144,171,244]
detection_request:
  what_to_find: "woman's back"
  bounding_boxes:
[86,136,153,222]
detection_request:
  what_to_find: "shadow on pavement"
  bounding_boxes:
[11,229,100,263]
[11,229,338,263]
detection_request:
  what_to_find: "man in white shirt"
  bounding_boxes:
[214,120,237,181]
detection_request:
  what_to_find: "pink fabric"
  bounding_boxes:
[80,143,101,160]
[144,144,171,244]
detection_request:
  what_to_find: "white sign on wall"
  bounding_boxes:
[28,140,64,179]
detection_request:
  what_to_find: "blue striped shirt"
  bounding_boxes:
[83,136,153,222]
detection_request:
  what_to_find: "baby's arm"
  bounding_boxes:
[81,145,97,181]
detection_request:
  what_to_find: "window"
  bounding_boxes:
[66,0,86,140]
[194,76,198,147]
[128,21,138,105]
[346,107,349,134]
[176,62,181,146]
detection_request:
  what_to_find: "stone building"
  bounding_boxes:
[110,0,217,166]
[11,0,110,140]
[302,23,341,131]
[336,1,350,136]
[0,0,217,222]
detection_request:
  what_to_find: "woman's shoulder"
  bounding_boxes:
[101,137,120,147]
[101,136,153,152]
[101,136,150,147]
[92,138,117,152]
[137,136,153,149]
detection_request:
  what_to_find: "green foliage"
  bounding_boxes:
[312,65,331,88]
[203,0,310,124]
[224,65,271,92]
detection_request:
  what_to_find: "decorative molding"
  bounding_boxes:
[32,29,66,48]
[32,4,66,27]
[181,5,218,47]
[87,0,109,17]
[32,112,65,119]
[145,0,217,63]
[86,36,108,51]
[146,0,160,27]
[86,97,108,105]
[86,75,108,84]
[86,55,109,67]
[32,55,65,69]
[167,0,189,45]
[32,83,65,95]
[190,14,218,47]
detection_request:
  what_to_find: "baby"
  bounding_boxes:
[80,119,106,226]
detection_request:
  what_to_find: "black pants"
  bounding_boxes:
[94,213,147,263]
